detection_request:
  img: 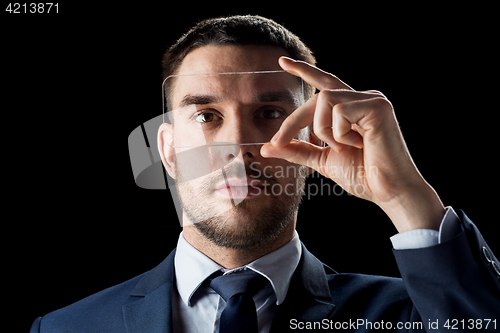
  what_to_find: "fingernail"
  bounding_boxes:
[280,56,296,62]
[260,145,272,158]
[279,57,300,75]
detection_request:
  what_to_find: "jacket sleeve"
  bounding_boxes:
[392,210,500,331]
[30,317,41,333]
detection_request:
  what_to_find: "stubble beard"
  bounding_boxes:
[177,161,306,251]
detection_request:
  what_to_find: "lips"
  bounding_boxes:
[214,178,264,198]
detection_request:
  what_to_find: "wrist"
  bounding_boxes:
[378,181,446,233]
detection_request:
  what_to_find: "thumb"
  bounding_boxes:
[261,140,324,172]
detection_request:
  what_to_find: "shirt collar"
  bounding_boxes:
[174,231,302,306]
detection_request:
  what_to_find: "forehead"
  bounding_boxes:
[177,45,287,75]
[168,45,299,110]
[169,72,300,110]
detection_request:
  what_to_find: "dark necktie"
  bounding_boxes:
[209,269,269,333]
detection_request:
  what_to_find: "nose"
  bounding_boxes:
[217,112,260,163]
[227,145,256,161]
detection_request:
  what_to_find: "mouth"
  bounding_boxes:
[214,177,264,199]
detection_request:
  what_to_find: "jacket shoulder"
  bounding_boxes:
[38,273,145,333]
[327,271,416,322]
[328,272,408,300]
[33,249,177,333]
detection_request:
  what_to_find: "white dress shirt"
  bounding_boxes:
[390,206,462,249]
[173,206,462,333]
[173,231,302,333]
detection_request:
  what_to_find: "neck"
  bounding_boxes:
[182,216,297,269]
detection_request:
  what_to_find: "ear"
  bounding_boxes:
[158,122,176,179]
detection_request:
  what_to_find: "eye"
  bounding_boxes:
[257,107,285,120]
[195,112,220,123]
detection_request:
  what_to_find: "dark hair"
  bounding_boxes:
[162,15,315,77]
[161,15,316,111]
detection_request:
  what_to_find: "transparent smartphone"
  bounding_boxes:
[129,70,311,226]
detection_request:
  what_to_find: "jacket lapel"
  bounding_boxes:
[270,244,336,332]
[121,244,335,333]
[122,249,176,333]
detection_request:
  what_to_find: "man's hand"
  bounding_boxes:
[261,57,445,233]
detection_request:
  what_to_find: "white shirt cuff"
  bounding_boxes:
[390,206,463,250]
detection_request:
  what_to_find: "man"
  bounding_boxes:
[31,15,499,332]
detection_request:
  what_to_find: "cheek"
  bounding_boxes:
[262,160,305,181]
[171,123,207,146]
[174,147,217,182]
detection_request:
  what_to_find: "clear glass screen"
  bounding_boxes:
[162,70,306,147]
[130,70,310,227]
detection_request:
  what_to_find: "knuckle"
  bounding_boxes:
[365,90,385,97]
[317,89,335,99]
[317,90,347,108]
[316,126,334,139]
[370,96,392,111]
[332,102,347,115]
[317,89,339,107]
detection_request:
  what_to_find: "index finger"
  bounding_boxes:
[279,56,353,91]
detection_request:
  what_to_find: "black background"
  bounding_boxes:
[2,3,498,330]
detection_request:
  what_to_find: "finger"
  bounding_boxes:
[270,95,318,147]
[279,56,353,91]
[273,90,380,149]
[313,91,343,152]
[334,105,364,149]
[313,90,380,151]
[261,139,326,172]
[332,98,390,148]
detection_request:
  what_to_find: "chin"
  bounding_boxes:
[192,205,294,251]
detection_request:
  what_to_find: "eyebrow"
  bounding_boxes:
[252,90,298,106]
[178,89,299,109]
[179,94,220,108]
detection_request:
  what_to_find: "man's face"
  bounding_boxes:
[161,45,308,250]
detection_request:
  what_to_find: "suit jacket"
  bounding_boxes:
[30,210,500,332]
